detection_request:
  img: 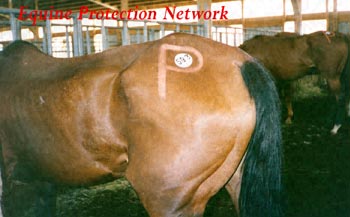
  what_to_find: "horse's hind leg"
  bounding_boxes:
[125,108,255,216]
[328,78,346,134]
[225,158,244,215]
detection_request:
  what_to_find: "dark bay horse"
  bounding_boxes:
[0,33,282,217]
[240,31,350,134]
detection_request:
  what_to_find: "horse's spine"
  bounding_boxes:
[239,60,283,217]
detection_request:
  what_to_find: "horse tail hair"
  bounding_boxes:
[341,35,350,111]
[239,60,283,217]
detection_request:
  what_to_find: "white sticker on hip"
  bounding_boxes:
[174,53,193,68]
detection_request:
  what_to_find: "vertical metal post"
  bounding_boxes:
[73,16,83,56]
[143,22,148,42]
[101,19,108,50]
[73,17,79,56]
[86,27,91,54]
[150,29,154,41]
[225,27,228,45]
[122,20,129,45]
[46,19,52,55]
[160,23,165,38]
[198,25,204,36]
[233,27,237,46]
[197,0,212,38]
[136,29,141,44]
[10,13,19,40]
[65,26,71,57]
[42,28,47,54]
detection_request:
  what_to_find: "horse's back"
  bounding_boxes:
[306,31,349,77]
[0,41,68,80]
[240,33,314,80]
[0,40,155,81]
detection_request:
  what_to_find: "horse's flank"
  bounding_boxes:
[240,34,315,81]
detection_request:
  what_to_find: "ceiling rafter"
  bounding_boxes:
[87,0,118,10]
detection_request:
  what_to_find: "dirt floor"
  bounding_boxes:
[52,93,350,217]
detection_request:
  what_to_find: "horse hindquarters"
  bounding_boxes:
[234,61,283,217]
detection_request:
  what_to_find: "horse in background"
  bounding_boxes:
[0,34,282,217]
[240,31,350,134]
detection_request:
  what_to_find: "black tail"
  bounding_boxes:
[341,35,350,90]
[344,35,350,98]
[239,60,283,217]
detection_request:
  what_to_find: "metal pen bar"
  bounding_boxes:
[136,29,141,44]
[10,13,19,40]
[85,26,91,54]
[65,26,71,57]
[143,21,148,42]
[122,20,129,45]
[42,28,47,53]
[102,19,108,50]
[77,19,84,56]
[46,19,52,55]
[160,23,165,38]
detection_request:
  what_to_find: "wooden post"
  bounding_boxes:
[282,0,286,31]
[328,0,338,32]
[333,0,338,32]
[241,0,245,28]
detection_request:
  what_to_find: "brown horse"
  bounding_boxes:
[240,31,350,134]
[0,33,282,217]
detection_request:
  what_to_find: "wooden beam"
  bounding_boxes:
[87,0,118,10]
